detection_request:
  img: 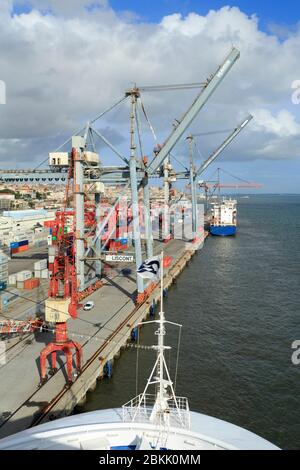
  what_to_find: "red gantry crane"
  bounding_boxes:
[40,147,83,384]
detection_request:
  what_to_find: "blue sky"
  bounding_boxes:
[13,0,300,29]
[110,0,300,31]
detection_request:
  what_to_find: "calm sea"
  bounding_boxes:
[80,195,300,450]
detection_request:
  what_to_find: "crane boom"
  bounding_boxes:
[147,47,240,175]
[201,183,262,188]
[195,115,253,178]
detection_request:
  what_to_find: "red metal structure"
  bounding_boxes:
[40,210,83,383]
[40,149,83,384]
[0,318,43,335]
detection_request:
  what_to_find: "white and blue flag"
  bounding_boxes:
[137,256,160,280]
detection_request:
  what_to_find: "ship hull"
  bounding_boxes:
[210,225,237,236]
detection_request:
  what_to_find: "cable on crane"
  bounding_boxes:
[193,140,205,162]
[139,99,158,143]
[169,152,189,172]
[90,95,128,125]
[135,99,144,160]
[192,128,234,137]
[33,95,128,171]
[138,82,205,92]
[217,167,254,185]
[90,126,129,164]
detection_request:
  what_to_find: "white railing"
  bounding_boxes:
[122,393,190,430]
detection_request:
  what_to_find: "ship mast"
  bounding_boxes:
[123,251,189,435]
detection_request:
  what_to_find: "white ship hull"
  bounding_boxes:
[0,408,279,450]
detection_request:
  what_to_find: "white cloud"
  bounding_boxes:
[252,109,300,137]
[0,4,300,168]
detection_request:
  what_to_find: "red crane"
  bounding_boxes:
[40,148,82,384]
[198,167,262,195]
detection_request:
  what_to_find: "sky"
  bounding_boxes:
[1,0,300,193]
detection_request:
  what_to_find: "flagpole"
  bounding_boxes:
[160,250,164,313]
[158,250,165,410]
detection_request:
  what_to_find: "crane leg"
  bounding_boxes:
[65,348,73,384]
[74,342,82,373]
[40,343,56,382]
[51,351,57,371]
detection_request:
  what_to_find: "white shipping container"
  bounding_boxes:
[0,263,8,272]
[17,281,24,289]
[34,270,41,278]
[16,270,32,282]
[0,270,8,280]
[48,246,56,256]
[41,269,49,279]
[8,274,16,286]
[34,259,47,270]
[48,255,55,263]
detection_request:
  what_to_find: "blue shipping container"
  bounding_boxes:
[19,240,29,247]
[10,242,19,249]
[0,281,7,291]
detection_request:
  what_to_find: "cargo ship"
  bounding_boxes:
[210,198,237,236]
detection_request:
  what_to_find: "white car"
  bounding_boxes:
[83,301,94,311]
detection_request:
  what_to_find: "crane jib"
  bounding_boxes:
[147,47,240,175]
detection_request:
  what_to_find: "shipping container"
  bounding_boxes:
[0,263,8,272]
[24,278,40,290]
[0,270,8,280]
[18,245,29,252]
[16,270,32,282]
[16,281,24,289]
[21,245,29,251]
[41,269,49,279]
[48,246,56,256]
[34,259,47,271]
[48,255,55,264]
[19,240,29,247]
[8,274,17,286]
[0,281,7,291]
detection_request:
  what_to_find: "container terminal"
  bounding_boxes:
[0,47,269,448]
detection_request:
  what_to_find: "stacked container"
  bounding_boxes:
[34,259,48,279]
[48,245,56,275]
[8,274,17,286]
[16,270,32,289]
[10,240,29,254]
[0,250,8,290]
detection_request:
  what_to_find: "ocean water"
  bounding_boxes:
[80,195,300,449]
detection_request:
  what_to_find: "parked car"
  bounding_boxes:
[83,300,94,311]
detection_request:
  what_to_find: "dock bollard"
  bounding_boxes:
[103,360,113,378]
[131,327,138,342]
[149,300,156,317]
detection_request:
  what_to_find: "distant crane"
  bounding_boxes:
[199,167,262,195]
